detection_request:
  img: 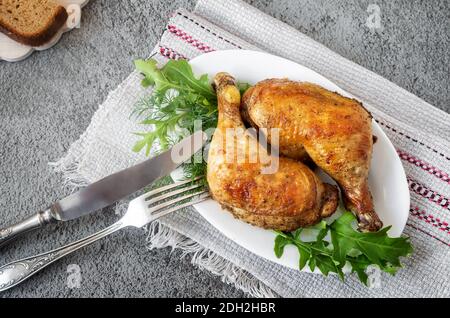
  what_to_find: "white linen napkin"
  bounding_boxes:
[54,0,450,297]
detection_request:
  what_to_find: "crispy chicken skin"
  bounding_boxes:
[242,79,383,232]
[207,73,338,231]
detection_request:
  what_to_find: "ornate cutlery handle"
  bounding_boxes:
[0,209,56,248]
[0,221,124,292]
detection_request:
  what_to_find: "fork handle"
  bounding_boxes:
[0,221,125,292]
[0,209,56,248]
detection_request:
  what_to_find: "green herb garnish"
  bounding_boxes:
[274,212,413,285]
[131,58,219,178]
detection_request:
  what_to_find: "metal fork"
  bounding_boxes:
[0,177,209,292]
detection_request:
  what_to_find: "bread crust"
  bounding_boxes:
[0,5,68,46]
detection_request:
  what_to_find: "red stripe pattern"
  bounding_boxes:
[410,206,450,234]
[167,25,215,53]
[159,46,187,60]
[398,150,450,184]
[408,178,450,211]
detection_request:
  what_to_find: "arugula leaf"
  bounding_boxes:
[314,254,342,277]
[274,229,344,279]
[134,59,216,100]
[162,60,216,100]
[134,59,170,91]
[273,212,413,286]
[132,58,223,179]
[297,244,310,270]
[347,255,371,285]
[290,229,310,270]
[274,235,289,258]
[330,211,413,268]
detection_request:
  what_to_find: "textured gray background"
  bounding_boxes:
[0,0,448,297]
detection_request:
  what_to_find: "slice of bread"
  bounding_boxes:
[0,0,68,46]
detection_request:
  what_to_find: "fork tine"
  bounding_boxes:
[143,176,204,200]
[148,190,209,215]
[151,192,211,220]
[146,182,205,205]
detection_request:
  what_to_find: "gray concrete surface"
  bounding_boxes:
[0,0,448,297]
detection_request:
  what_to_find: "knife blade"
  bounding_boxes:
[0,131,207,246]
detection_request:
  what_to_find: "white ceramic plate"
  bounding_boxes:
[186,50,410,273]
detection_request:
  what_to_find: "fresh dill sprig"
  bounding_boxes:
[131,58,219,180]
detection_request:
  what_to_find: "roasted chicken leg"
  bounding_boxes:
[207,73,338,231]
[242,79,382,232]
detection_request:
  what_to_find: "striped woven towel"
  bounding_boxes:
[56,0,450,297]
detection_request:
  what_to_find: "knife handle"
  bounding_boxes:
[0,221,124,293]
[0,209,55,248]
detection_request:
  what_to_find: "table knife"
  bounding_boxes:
[0,131,207,247]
